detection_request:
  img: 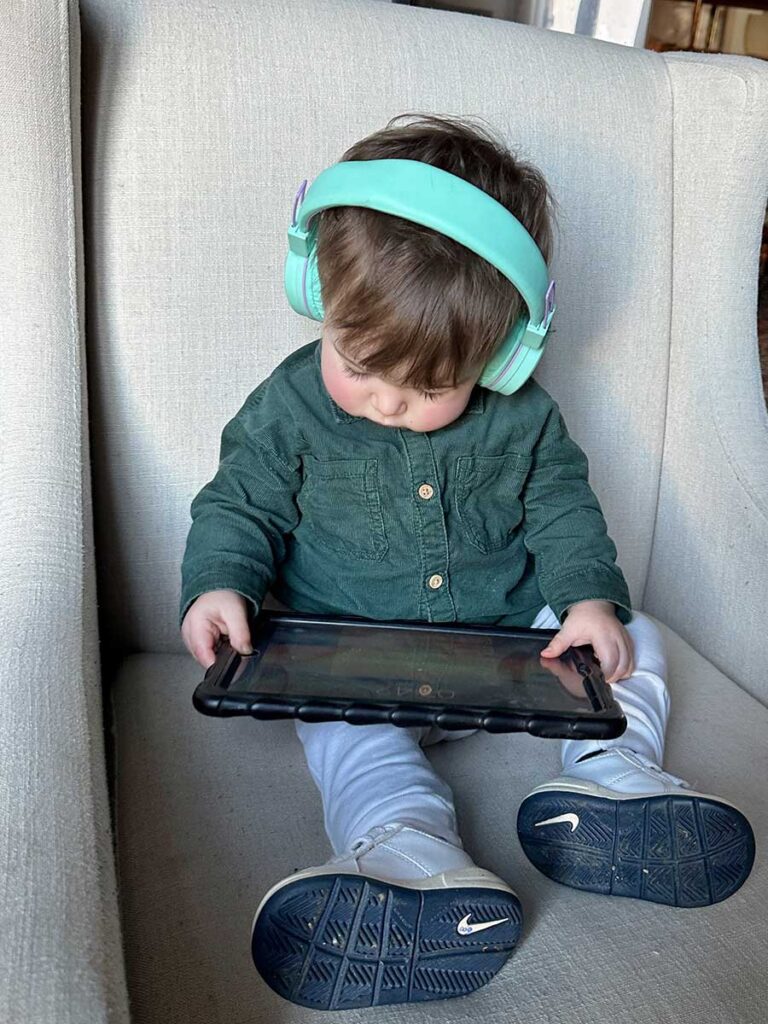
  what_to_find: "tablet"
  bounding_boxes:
[193,610,627,740]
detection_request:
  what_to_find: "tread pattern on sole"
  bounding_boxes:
[517,791,755,907]
[251,873,523,1009]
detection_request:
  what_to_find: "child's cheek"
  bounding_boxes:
[420,394,471,431]
[334,378,361,412]
[419,404,452,431]
[321,363,358,412]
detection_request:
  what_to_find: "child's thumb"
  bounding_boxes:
[224,616,253,655]
[541,632,568,656]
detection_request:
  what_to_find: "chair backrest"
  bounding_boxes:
[74,0,743,660]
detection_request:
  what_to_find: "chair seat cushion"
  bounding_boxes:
[110,615,767,1023]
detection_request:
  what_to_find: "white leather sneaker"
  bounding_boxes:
[251,821,522,1010]
[517,748,755,908]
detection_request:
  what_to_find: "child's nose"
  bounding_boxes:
[371,388,407,417]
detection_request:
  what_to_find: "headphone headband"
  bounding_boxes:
[288,159,555,353]
[284,157,557,394]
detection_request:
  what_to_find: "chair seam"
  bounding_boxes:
[641,54,675,612]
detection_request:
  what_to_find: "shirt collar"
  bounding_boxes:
[313,338,486,424]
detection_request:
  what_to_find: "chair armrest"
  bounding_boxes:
[644,53,768,707]
[0,1,130,1020]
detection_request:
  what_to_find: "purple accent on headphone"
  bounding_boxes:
[291,179,308,226]
[543,279,556,324]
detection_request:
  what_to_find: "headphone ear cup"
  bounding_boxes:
[479,312,546,395]
[283,222,325,321]
[284,250,308,317]
[502,341,545,395]
[304,240,325,321]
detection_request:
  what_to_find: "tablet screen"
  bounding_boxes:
[225,619,601,713]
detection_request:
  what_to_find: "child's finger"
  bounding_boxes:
[613,634,636,681]
[620,633,635,678]
[192,627,218,670]
[595,639,621,682]
[614,645,634,682]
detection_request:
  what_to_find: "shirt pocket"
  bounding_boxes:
[298,455,389,561]
[455,451,533,554]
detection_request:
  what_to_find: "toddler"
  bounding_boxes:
[180,114,755,1012]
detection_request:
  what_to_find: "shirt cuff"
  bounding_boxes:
[539,566,633,626]
[179,567,268,630]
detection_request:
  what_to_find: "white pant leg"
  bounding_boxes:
[294,719,463,856]
[528,604,671,772]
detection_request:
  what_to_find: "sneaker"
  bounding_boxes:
[419,725,478,747]
[517,748,755,908]
[251,821,523,1010]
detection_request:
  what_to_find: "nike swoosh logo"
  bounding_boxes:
[456,913,510,936]
[534,812,580,832]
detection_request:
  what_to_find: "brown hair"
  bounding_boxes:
[315,112,559,391]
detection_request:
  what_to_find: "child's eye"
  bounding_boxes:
[343,364,442,402]
[342,366,368,381]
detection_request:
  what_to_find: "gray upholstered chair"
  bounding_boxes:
[2,1,766,1020]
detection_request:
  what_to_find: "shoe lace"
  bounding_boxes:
[329,822,404,863]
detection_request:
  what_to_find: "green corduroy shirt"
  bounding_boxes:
[179,339,632,631]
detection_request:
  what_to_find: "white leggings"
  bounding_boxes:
[294,606,670,855]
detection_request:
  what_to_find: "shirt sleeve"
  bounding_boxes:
[178,387,302,629]
[520,399,633,625]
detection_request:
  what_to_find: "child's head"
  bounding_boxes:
[317,112,559,432]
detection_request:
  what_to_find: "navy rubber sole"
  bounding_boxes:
[251,873,523,1010]
[517,791,755,908]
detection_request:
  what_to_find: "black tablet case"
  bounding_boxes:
[192,610,627,740]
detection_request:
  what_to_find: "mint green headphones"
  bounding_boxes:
[284,158,556,395]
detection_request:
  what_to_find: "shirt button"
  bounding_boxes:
[418,483,434,500]
[428,573,444,590]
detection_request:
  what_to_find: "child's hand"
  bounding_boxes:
[539,600,635,684]
[181,589,254,669]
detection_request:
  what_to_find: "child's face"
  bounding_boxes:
[320,329,481,433]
